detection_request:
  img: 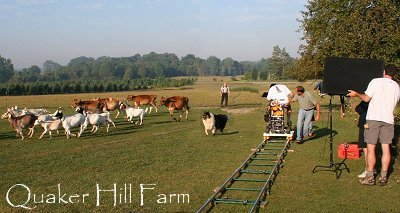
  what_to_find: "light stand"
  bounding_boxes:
[312,95,350,179]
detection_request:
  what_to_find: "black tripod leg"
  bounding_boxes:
[312,96,349,179]
[335,158,350,173]
[312,165,333,173]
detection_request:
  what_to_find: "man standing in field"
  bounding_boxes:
[291,86,320,144]
[348,64,400,186]
[220,82,230,107]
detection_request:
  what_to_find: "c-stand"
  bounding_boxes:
[312,95,350,179]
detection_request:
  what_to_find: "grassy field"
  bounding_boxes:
[0,77,399,212]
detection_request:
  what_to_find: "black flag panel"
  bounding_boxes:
[322,57,383,95]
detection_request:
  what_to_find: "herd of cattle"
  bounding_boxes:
[1,95,190,140]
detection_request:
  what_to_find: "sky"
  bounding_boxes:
[0,0,308,69]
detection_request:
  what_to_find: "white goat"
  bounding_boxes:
[22,108,50,116]
[35,108,63,140]
[37,119,63,140]
[9,106,25,117]
[120,103,147,125]
[83,112,116,133]
[60,112,87,139]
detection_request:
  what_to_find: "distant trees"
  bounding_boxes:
[23,65,41,82]
[0,55,14,83]
[179,54,198,76]
[221,57,243,76]
[1,46,298,96]
[205,56,221,76]
[293,0,400,80]
[136,52,182,78]
[43,60,61,73]
[242,47,295,81]
[268,46,294,80]
[8,52,249,82]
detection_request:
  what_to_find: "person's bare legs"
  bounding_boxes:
[359,143,377,185]
[358,147,369,178]
[367,144,376,173]
[381,144,391,173]
[340,95,345,118]
[363,147,368,169]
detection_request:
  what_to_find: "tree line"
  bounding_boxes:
[0,78,196,96]
[0,46,296,85]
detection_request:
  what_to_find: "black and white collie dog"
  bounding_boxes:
[201,111,229,135]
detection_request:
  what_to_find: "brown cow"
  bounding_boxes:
[95,97,121,118]
[71,99,103,113]
[1,108,38,140]
[159,96,190,121]
[127,95,158,113]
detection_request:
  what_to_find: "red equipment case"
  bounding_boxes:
[338,144,360,159]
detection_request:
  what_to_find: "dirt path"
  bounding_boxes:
[221,107,258,114]
[195,106,259,114]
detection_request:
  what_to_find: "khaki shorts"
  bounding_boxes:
[364,120,394,145]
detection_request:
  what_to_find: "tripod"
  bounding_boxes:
[312,95,350,179]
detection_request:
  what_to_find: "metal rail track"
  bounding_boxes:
[197,133,293,212]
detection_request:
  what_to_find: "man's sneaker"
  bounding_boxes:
[359,175,375,185]
[378,176,387,186]
[358,170,367,178]
[358,169,378,178]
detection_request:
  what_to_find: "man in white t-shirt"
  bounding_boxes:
[267,84,292,105]
[348,64,400,186]
[220,82,230,107]
[264,84,294,132]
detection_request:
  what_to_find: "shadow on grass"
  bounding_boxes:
[151,120,178,124]
[0,132,17,140]
[79,125,139,138]
[393,123,399,160]
[389,123,399,176]
[299,127,337,144]
[220,131,239,135]
[80,132,128,139]
[0,129,40,140]
[146,113,162,117]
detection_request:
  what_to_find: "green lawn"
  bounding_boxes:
[0,78,399,212]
